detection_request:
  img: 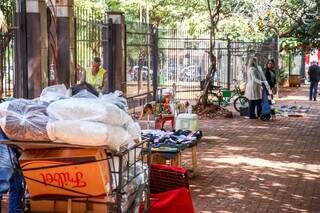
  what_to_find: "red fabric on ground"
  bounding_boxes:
[149,188,195,213]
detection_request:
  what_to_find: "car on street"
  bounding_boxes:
[128,66,153,81]
[179,65,201,81]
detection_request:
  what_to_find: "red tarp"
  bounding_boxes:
[149,188,195,213]
[151,163,188,174]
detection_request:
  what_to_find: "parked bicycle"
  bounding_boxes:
[201,79,249,112]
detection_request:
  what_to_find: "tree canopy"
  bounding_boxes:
[75,0,320,51]
[1,0,319,51]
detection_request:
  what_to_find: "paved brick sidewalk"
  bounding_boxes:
[183,86,320,212]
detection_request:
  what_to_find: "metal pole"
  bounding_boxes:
[288,53,292,76]
[227,39,231,90]
[107,18,114,92]
[151,26,158,101]
[300,52,305,83]
[19,0,28,98]
[275,35,280,98]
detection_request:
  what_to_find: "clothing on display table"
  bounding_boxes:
[141,129,202,150]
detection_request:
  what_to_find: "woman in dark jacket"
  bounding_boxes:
[264,59,277,94]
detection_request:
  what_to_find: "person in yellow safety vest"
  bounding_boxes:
[80,56,108,93]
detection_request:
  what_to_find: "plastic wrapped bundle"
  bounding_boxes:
[47,98,132,127]
[47,98,106,122]
[0,101,10,117]
[120,162,148,212]
[72,89,98,99]
[126,120,141,141]
[99,90,128,112]
[0,99,50,141]
[39,84,68,103]
[47,120,131,150]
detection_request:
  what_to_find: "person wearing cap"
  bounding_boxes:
[79,56,108,93]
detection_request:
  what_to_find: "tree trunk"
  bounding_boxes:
[198,0,221,108]
[137,48,146,93]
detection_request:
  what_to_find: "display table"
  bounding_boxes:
[149,139,200,176]
[151,148,181,166]
[146,133,200,176]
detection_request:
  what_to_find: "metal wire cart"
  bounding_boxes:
[0,138,151,213]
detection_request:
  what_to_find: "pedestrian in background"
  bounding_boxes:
[308,61,320,101]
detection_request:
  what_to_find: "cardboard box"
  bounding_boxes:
[20,148,110,199]
[30,197,113,213]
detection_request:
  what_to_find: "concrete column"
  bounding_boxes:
[53,0,75,87]
[107,12,126,93]
[19,0,48,98]
[14,0,27,98]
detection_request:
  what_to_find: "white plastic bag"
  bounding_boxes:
[126,120,141,141]
[39,84,68,103]
[47,98,107,123]
[0,101,10,117]
[47,98,132,127]
[99,90,128,112]
[162,88,173,96]
[72,89,98,99]
[47,120,131,150]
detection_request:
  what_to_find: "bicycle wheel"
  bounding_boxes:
[207,92,220,105]
[233,96,249,112]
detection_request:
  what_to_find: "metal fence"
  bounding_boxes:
[156,28,278,100]
[74,6,110,84]
[0,2,278,103]
[157,29,211,100]
[126,22,155,110]
[0,0,16,97]
[126,22,154,97]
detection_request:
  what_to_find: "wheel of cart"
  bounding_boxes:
[0,139,151,213]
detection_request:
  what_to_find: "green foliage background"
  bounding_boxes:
[74,0,319,51]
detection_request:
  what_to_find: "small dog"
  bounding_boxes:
[175,101,189,114]
[140,103,155,119]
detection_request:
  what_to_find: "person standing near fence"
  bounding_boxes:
[308,61,320,101]
[245,57,265,119]
[264,59,277,96]
[79,56,108,93]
